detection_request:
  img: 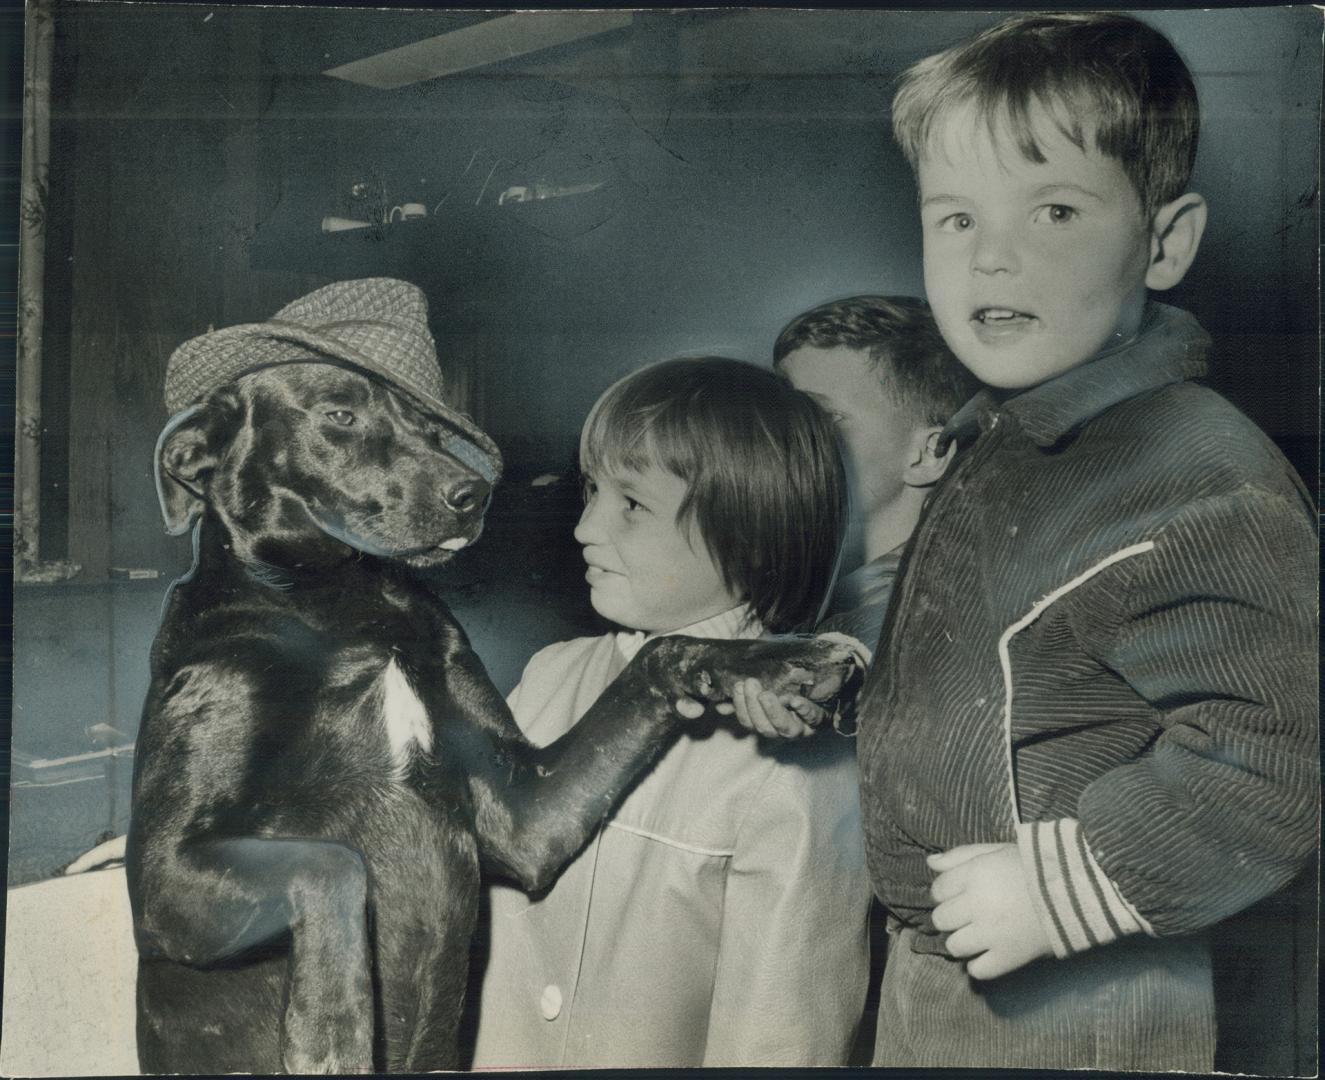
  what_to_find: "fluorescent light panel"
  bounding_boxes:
[324,11,635,90]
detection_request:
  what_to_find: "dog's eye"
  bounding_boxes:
[325,410,356,426]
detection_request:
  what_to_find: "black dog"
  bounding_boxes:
[127,362,856,1074]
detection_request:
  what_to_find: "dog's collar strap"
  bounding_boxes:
[444,435,500,483]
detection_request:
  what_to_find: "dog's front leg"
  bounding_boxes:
[129,835,374,1074]
[445,634,857,893]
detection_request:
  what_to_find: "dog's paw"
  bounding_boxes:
[653,634,866,720]
[281,989,374,1074]
[728,634,864,704]
[282,1033,373,1075]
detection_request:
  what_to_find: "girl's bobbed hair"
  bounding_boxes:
[579,356,846,634]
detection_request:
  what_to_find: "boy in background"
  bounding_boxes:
[853,12,1317,1071]
[774,296,977,646]
[736,296,974,732]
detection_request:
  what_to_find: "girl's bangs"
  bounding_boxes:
[580,393,662,479]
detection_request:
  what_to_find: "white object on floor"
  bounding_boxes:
[1,866,139,1076]
[63,834,127,876]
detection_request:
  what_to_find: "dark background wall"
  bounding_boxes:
[7,4,1319,1070]
[26,4,1321,588]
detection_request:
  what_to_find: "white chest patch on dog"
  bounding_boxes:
[382,657,432,773]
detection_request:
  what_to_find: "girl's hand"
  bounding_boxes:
[928,843,1053,979]
[729,677,824,738]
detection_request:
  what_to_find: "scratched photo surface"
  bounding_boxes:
[2,3,1318,1075]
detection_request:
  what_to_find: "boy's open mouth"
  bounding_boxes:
[973,307,1035,324]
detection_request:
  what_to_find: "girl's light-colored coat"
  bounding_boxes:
[472,607,871,1068]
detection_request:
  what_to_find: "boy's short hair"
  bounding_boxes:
[580,356,846,634]
[773,295,979,427]
[891,12,1200,218]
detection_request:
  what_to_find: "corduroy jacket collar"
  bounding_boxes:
[944,302,1211,450]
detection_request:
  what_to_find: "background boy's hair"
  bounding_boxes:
[580,356,846,634]
[773,295,979,427]
[891,12,1200,218]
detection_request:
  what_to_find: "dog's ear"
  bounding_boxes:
[154,393,239,535]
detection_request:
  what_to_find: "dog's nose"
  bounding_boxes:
[443,478,490,514]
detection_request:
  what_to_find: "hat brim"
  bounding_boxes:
[166,321,502,481]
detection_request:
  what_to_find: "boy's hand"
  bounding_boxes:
[929,843,1053,980]
[729,677,825,738]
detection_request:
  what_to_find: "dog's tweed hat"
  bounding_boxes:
[163,277,501,481]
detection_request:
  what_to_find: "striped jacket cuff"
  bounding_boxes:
[1016,818,1154,958]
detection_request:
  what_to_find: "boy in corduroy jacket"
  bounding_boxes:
[851,12,1318,1070]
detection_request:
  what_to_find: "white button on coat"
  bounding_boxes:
[539,984,563,1021]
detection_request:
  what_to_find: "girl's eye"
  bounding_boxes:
[581,478,598,502]
[624,497,646,514]
[938,212,975,233]
[325,409,356,426]
[1035,204,1078,225]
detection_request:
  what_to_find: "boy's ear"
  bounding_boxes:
[1145,193,1207,291]
[903,427,956,488]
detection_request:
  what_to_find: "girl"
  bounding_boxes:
[471,357,871,1068]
